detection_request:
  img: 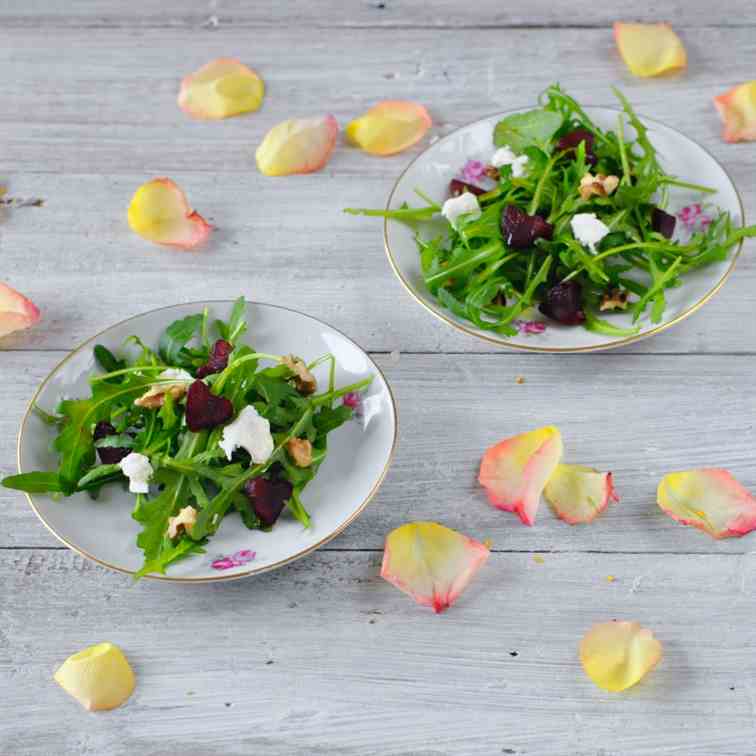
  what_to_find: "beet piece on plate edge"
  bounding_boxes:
[651,207,677,239]
[449,178,486,197]
[501,205,554,249]
[539,280,586,325]
[244,477,294,527]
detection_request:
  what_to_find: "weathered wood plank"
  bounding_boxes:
[2,548,755,755]
[3,352,755,554]
[0,0,754,29]
[0,26,754,354]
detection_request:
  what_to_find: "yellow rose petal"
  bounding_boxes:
[613,22,687,78]
[544,464,619,524]
[255,115,338,177]
[346,100,432,156]
[127,178,211,249]
[580,621,662,692]
[54,642,135,711]
[178,58,264,120]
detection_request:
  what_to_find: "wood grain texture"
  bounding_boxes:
[4,352,756,554]
[2,3,756,754]
[2,549,756,756]
[0,25,754,354]
[0,0,755,29]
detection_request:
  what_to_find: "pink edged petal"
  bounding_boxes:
[255,115,338,176]
[0,283,41,339]
[127,178,211,249]
[478,426,563,525]
[714,81,756,143]
[657,468,756,539]
[580,621,663,692]
[380,522,490,613]
[544,464,619,525]
[613,22,687,78]
[178,58,264,120]
[346,101,431,156]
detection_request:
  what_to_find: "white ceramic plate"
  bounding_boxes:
[16,301,397,582]
[384,106,746,352]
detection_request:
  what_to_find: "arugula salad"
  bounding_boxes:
[347,85,756,337]
[2,298,371,578]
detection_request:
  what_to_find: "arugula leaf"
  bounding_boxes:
[314,405,353,435]
[1,471,64,493]
[134,537,205,579]
[158,313,204,367]
[494,109,563,152]
[94,344,126,380]
[77,464,123,489]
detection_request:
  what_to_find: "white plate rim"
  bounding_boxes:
[383,106,747,353]
[15,300,398,583]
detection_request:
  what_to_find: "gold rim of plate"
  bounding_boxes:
[16,300,399,583]
[383,107,746,353]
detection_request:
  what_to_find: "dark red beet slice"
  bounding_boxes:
[185,379,234,432]
[557,128,597,166]
[501,205,554,249]
[244,477,293,527]
[93,421,131,464]
[449,179,486,197]
[539,281,586,325]
[196,339,233,379]
[651,207,676,239]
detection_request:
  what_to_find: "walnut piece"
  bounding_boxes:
[166,506,198,539]
[134,382,188,409]
[282,355,317,395]
[599,288,630,311]
[286,437,313,467]
[579,173,620,201]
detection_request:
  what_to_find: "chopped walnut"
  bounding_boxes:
[599,288,630,311]
[286,437,313,467]
[483,165,500,181]
[166,506,198,539]
[282,355,317,395]
[134,382,188,409]
[579,173,620,201]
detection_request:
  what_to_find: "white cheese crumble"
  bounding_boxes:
[491,145,529,177]
[119,452,153,494]
[570,213,610,253]
[156,368,193,384]
[219,405,274,463]
[441,193,481,228]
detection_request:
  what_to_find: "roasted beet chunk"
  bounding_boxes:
[501,205,554,249]
[539,281,586,325]
[185,379,234,432]
[244,477,293,527]
[557,128,597,166]
[651,207,676,239]
[449,179,486,197]
[93,421,131,464]
[196,339,233,379]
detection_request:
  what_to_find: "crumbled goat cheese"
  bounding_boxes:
[119,452,153,494]
[441,192,481,228]
[219,405,274,463]
[491,145,529,177]
[570,213,610,253]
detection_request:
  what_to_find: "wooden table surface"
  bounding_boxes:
[2,3,756,754]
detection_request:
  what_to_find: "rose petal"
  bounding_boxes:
[380,522,490,613]
[544,464,619,525]
[54,642,136,711]
[255,115,338,176]
[657,468,756,539]
[127,178,211,249]
[613,22,687,78]
[580,621,662,692]
[346,101,431,156]
[714,81,756,143]
[0,282,41,339]
[478,426,563,525]
[178,58,264,120]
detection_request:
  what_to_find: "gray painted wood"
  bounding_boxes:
[2,3,756,754]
